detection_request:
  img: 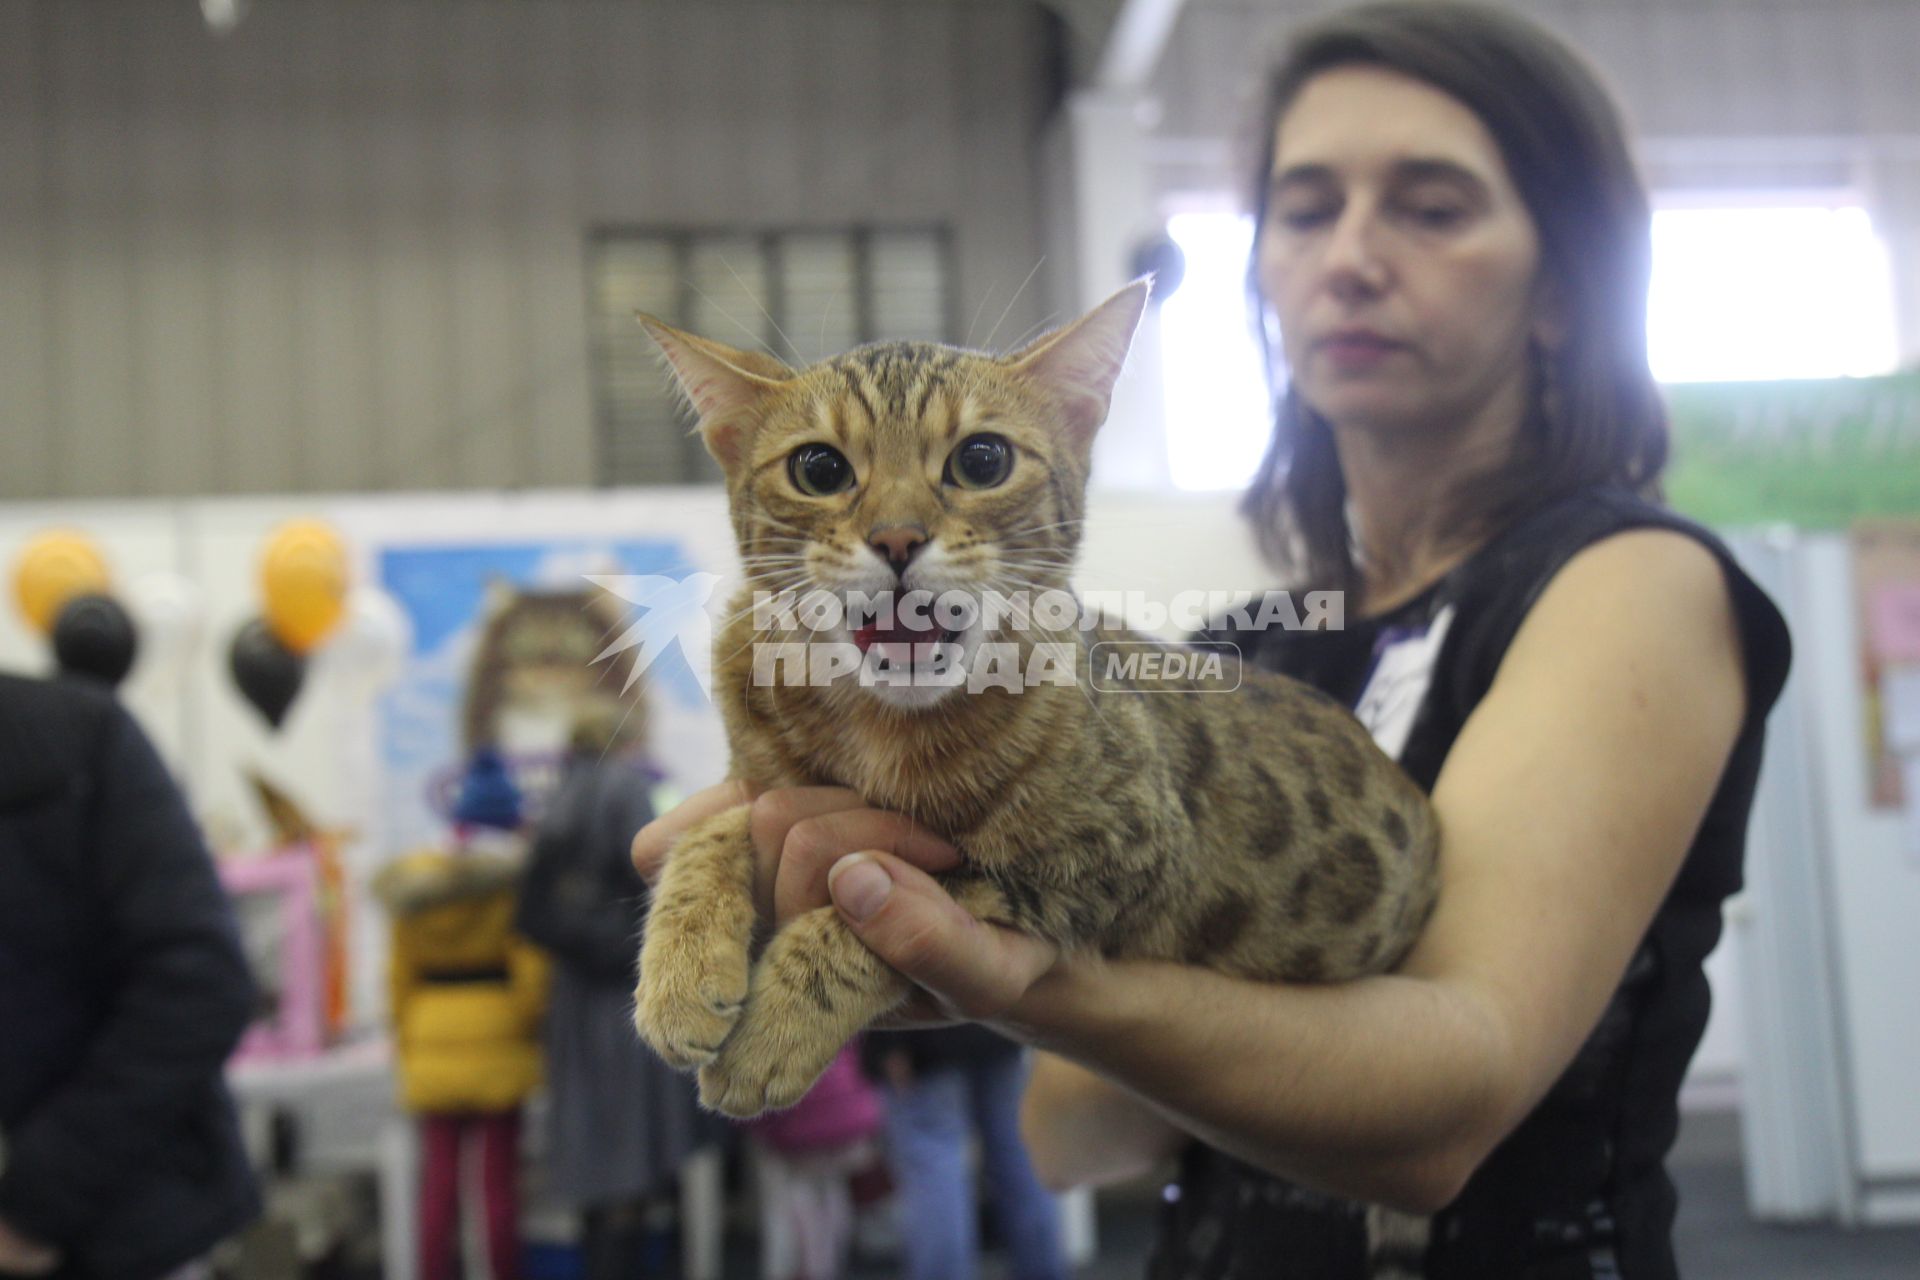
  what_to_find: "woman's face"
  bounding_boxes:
[1257,65,1554,438]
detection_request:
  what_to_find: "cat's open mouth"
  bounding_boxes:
[851,618,963,669]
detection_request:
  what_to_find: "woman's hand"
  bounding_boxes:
[632,782,1061,1024]
[0,1217,60,1277]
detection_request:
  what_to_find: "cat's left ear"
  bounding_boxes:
[636,315,793,474]
[1007,279,1151,449]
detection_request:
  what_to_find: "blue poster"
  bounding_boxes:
[376,536,714,853]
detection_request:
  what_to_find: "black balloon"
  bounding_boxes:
[53,593,139,688]
[1129,234,1187,302]
[229,617,305,729]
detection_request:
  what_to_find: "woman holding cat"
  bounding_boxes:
[635,3,1790,1277]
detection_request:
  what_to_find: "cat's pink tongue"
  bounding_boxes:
[852,618,939,652]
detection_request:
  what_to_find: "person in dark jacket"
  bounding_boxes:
[515,708,709,1280]
[0,674,261,1279]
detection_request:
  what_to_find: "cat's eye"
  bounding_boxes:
[788,443,855,496]
[944,434,1013,490]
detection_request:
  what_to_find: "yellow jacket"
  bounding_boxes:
[376,849,549,1114]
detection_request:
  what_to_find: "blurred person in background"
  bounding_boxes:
[742,1042,884,1280]
[376,755,548,1280]
[861,1027,1066,1280]
[516,708,710,1279]
[0,673,260,1279]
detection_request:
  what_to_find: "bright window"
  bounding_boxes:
[1161,211,1271,491]
[1647,202,1898,382]
[1157,199,1902,490]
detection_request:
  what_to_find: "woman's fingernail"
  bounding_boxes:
[829,855,892,922]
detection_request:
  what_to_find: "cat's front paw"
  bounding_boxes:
[696,982,841,1118]
[633,917,751,1070]
[630,805,758,1070]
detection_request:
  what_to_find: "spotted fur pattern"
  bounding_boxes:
[630,285,1440,1272]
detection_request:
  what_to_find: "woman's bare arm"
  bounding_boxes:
[1020,1052,1186,1191]
[829,530,1748,1208]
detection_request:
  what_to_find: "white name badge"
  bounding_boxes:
[1352,604,1455,762]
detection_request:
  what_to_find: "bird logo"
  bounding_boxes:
[586,572,722,700]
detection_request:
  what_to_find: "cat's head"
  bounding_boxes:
[640,281,1148,709]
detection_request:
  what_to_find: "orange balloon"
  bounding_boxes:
[13,529,111,634]
[260,519,350,654]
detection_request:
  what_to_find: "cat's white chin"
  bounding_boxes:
[858,679,968,711]
[840,623,986,711]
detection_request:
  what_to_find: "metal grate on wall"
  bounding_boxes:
[586,227,955,486]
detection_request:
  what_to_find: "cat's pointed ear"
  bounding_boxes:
[636,314,792,473]
[1007,279,1151,448]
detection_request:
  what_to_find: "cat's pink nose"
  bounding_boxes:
[868,525,928,573]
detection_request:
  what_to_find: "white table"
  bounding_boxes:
[228,1038,417,1280]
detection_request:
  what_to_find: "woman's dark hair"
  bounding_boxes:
[1239,1,1667,590]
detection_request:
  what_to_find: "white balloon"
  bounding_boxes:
[126,571,204,675]
[324,586,413,692]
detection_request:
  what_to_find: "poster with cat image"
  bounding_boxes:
[376,537,730,856]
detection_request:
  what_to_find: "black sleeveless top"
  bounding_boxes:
[1148,489,1792,1280]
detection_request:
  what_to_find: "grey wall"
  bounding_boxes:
[0,0,1059,500]
[1150,0,1920,363]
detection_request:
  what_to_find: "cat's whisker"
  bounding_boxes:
[714,621,799,675]
[737,550,814,569]
[983,256,1046,352]
[997,541,1079,557]
[712,592,788,634]
[993,562,1077,578]
[753,511,814,534]
[964,279,997,350]
[733,558,812,578]
[996,517,1088,540]
[715,255,806,367]
[708,586,811,642]
[1006,310,1067,353]
[751,537,815,552]
[975,588,1110,722]
[990,560,1082,579]
[983,570,1078,599]
[714,575,811,629]
[683,275,802,371]
[598,698,648,765]
[763,660,805,740]
[734,582,801,606]
[679,283,763,359]
[733,574,809,599]
[992,543,1078,561]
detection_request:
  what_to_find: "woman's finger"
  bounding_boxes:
[744,788,873,918]
[774,807,961,926]
[826,851,1058,1021]
[870,989,969,1031]
[630,778,754,883]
